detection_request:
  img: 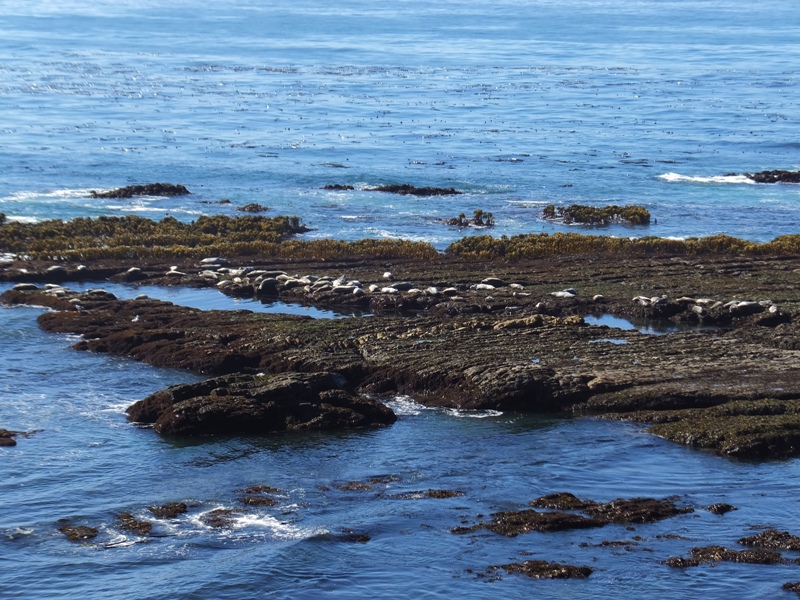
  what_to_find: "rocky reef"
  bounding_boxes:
[89,183,190,198]
[744,170,800,184]
[543,203,651,225]
[364,183,461,196]
[3,233,800,454]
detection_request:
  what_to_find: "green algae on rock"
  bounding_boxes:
[543,204,651,225]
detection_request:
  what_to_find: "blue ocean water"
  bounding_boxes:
[3,2,800,598]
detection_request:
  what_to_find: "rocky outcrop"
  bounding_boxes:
[744,170,800,184]
[4,248,800,456]
[364,183,460,196]
[127,371,396,435]
[89,183,190,198]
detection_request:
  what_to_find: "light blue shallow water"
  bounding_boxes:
[3,2,800,598]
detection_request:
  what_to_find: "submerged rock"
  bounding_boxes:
[582,497,693,524]
[57,520,98,542]
[458,509,605,537]
[147,502,188,519]
[744,170,800,184]
[118,513,153,536]
[127,372,396,436]
[666,545,787,567]
[707,503,737,515]
[488,560,593,580]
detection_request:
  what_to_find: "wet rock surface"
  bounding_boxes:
[364,183,461,196]
[582,497,693,524]
[117,513,153,536]
[738,529,800,551]
[57,520,98,542]
[454,509,605,536]
[148,502,188,519]
[3,251,800,456]
[529,492,595,510]
[666,545,788,567]
[487,560,594,580]
[89,183,190,198]
[744,170,800,184]
[127,371,396,436]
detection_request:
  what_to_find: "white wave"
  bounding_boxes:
[657,172,755,185]
[1,188,99,203]
[231,514,323,541]
[384,395,435,416]
[5,216,39,223]
[442,408,503,419]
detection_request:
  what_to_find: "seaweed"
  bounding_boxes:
[543,204,651,225]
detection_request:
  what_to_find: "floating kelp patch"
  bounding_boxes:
[89,183,190,198]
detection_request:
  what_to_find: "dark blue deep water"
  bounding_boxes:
[2,2,800,598]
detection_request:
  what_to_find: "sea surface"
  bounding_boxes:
[2,1,800,598]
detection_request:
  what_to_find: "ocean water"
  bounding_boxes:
[3,1,800,598]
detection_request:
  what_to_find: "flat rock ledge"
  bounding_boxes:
[4,278,800,456]
[127,371,396,436]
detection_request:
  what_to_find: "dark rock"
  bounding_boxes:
[583,497,693,524]
[201,508,237,528]
[256,278,280,296]
[738,529,800,551]
[365,183,461,196]
[57,520,98,542]
[148,502,188,519]
[236,485,283,494]
[322,184,355,191]
[489,560,593,579]
[118,513,153,536]
[333,529,371,543]
[127,372,396,436]
[707,503,737,515]
[89,183,190,198]
[334,481,373,492]
[474,509,605,536]
[529,492,596,510]
[237,203,269,213]
[238,496,277,507]
[745,170,800,184]
[0,437,16,447]
[688,545,786,565]
[783,582,800,596]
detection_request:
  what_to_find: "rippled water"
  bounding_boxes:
[3,1,800,597]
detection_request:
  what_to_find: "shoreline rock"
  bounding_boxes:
[127,371,397,436]
[3,249,800,457]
